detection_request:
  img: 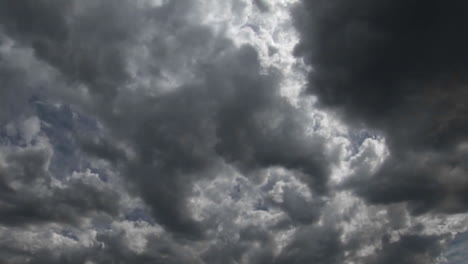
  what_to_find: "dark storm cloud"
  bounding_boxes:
[97,41,329,237]
[293,0,468,214]
[260,170,324,225]
[0,229,200,264]
[293,0,468,262]
[6,0,465,262]
[274,225,343,264]
[0,0,332,253]
[201,225,275,264]
[0,32,50,124]
[0,143,120,226]
[364,234,447,264]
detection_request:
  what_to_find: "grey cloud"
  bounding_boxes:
[3,0,466,263]
[201,226,275,264]
[294,0,468,263]
[0,142,120,226]
[0,229,200,264]
[118,44,329,236]
[444,232,468,264]
[293,0,468,213]
[254,0,270,12]
[293,0,468,261]
[364,234,447,264]
[0,0,331,237]
[274,225,343,264]
[293,0,468,129]
[260,170,323,225]
[0,2,337,263]
[0,35,48,124]
[350,151,468,215]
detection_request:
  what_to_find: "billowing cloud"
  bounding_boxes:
[293,0,468,262]
[0,0,467,263]
[293,0,468,213]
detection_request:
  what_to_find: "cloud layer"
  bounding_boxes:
[0,0,466,263]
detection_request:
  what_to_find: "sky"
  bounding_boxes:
[0,0,467,263]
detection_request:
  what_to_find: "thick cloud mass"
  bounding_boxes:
[0,0,467,263]
[293,0,468,211]
[293,0,468,263]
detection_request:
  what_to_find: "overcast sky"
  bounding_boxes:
[0,0,467,263]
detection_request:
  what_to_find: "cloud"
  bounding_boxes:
[444,232,468,264]
[293,0,468,210]
[0,0,467,262]
[0,0,340,262]
[0,128,120,226]
[274,225,343,264]
[12,0,332,237]
[293,0,468,261]
[364,234,447,264]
